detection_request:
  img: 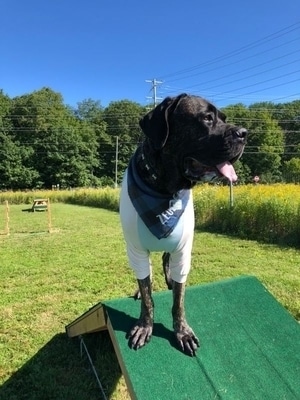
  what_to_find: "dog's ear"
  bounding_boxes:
[218,110,227,122]
[139,93,187,149]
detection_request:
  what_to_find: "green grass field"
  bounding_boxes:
[0,204,299,400]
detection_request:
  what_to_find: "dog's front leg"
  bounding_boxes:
[126,275,154,350]
[172,281,200,356]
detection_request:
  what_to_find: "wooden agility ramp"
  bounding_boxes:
[66,276,300,400]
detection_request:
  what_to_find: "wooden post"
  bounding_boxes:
[229,181,234,208]
[47,198,52,233]
[4,200,10,235]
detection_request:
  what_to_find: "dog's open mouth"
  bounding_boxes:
[184,157,238,183]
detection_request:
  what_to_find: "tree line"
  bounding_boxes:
[0,87,299,190]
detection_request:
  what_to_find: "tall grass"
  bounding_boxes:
[0,188,120,211]
[193,184,300,245]
[1,184,300,246]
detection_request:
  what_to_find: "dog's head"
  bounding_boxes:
[139,93,247,192]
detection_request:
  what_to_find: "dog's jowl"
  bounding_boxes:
[120,93,247,356]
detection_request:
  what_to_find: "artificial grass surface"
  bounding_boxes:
[104,276,300,400]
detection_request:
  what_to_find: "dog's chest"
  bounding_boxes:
[120,170,194,253]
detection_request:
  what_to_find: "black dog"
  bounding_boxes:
[120,93,247,356]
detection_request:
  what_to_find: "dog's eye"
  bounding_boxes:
[203,114,214,123]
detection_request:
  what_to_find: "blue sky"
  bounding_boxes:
[1,0,299,108]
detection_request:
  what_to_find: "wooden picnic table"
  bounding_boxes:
[32,199,48,212]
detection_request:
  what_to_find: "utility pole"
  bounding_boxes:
[146,78,163,107]
[114,136,119,188]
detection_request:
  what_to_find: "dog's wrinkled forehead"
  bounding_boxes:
[139,93,226,150]
[177,95,211,112]
[175,95,226,122]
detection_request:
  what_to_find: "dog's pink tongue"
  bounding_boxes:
[217,162,238,182]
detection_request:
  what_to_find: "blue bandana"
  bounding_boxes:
[127,154,190,239]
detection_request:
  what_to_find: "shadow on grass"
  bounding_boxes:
[0,332,123,400]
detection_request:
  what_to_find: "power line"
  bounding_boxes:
[157,22,300,80]
[226,77,300,99]
[165,38,300,86]
[184,55,300,92]
[154,21,300,105]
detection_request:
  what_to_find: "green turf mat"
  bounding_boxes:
[104,275,300,400]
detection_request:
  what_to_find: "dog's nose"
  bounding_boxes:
[235,128,247,139]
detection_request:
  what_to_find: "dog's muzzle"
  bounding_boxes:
[184,127,247,183]
[183,159,231,183]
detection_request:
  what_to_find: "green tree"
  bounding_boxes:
[274,101,300,162]
[75,98,103,121]
[223,103,285,182]
[282,157,300,183]
[0,90,38,188]
[0,133,39,189]
[74,99,108,185]
[0,90,11,128]
[248,107,284,182]
[102,100,145,185]
[10,88,100,188]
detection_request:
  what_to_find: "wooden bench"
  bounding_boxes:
[32,199,48,212]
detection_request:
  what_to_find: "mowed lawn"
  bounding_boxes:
[0,203,299,400]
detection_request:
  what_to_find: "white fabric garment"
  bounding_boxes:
[120,170,195,283]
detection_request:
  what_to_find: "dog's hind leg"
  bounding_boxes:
[172,281,200,356]
[126,275,154,350]
[133,252,172,298]
[162,252,172,289]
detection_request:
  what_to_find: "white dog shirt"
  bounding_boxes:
[120,169,195,283]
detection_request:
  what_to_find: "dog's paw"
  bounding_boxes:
[175,329,200,357]
[126,321,153,350]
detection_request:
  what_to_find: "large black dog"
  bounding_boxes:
[120,93,247,356]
